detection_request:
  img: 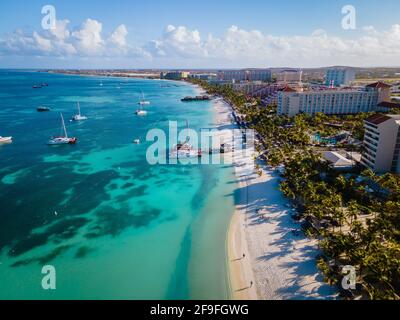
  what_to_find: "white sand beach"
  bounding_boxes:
[211,97,336,300]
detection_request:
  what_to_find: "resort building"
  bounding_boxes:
[190,73,217,81]
[323,151,356,171]
[361,114,400,173]
[276,70,303,89]
[277,82,392,117]
[325,68,355,87]
[217,70,247,82]
[160,71,190,80]
[217,69,272,83]
[247,69,272,82]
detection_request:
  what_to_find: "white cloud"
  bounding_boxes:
[0,19,143,59]
[1,19,400,67]
[146,24,400,67]
[109,24,128,47]
[146,25,208,58]
[71,19,104,55]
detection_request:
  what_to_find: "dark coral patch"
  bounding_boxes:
[11,245,73,267]
[85,205,161,239]
[8,217,89,257]
[75,246,95,259]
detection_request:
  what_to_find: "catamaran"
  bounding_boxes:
[138,92,150,106]
[47,113,77,145]
[170,120,202,159]
[0,136,12,143]
[71,102,88,121]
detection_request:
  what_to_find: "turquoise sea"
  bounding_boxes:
[0,70,236,300]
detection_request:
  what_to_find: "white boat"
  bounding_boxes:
[134,139,141,144]
[71,102,88,121]
[0,136,12,143]
[169,120,202,159]
[138,92,150,106]
[135,109,147,116]
[47,114,77,145]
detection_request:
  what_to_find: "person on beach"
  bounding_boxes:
[250,281,253,288]
[243,253,246,259]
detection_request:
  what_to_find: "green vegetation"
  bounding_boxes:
[190,78,400,300]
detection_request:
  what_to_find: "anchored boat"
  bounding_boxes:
[37,106,51,112]
[170,120,202,159]
[47,113,77,145]
[71,102,88,121]
[0,136,12,143]
[138,91,150,106]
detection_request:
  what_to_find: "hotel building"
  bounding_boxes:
[217,69,272,83]
[325,68,356,87]
[277,82,392,117]
[160,71,190,80]
[247,69,272,82]
[276,70,303,89]
[361,114,400,173]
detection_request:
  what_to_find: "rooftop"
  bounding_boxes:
[365,113,391,125]
[281,86,297,92]
[323,151,354,168]
[378,101,400,109]
[366,81,391,89]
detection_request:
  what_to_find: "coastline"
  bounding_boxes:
[210,96,336,300]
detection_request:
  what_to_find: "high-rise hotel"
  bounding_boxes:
[361,114,400,173]
[217,69,272,82]
[277,82,392,117]
[325,68,356,87]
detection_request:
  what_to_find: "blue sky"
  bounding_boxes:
[1,0,400,68]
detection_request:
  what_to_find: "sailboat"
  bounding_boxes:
[138,92,150,106]
[71,102,88,121]
[47,113,77,145]
[170,120,202,159]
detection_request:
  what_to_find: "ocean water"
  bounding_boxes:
[0,70,236,300]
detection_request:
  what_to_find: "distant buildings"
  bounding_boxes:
[190,73,217,81]
[277,82,392,117]
[325,68,355,87]
[247,69,272,82]
[276,70,303,89]
[217,69,272,83]
[160,71,190,80]
[361,114,400,173]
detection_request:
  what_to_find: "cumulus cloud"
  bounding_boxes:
[1,19,400,67]
[145,24,400,67]
[146,25,207,58]
[0,18,142,58]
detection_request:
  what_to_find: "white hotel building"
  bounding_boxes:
[361,114,400,173]
[325,68,356,87]
[217,69,272,83]
[277,82,392,117]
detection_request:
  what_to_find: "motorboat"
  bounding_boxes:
[37,106,51,112]
[0,136,12,143]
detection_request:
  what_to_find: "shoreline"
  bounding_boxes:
[210,96,336,300]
